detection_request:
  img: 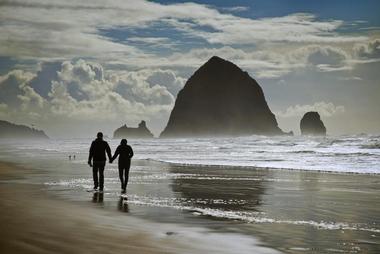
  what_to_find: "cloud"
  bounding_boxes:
[0,0,368,62]
[306,46,351,72]
[126,36,180,50]
[29,62,62,97]
[146,69,186,95]
[114,71,175,106]
[276,102,345,118]
[18,85,45,111]
[154,44,354,78]
[221,6,250,12]
[188,13,366,45]
[0,69,35,107]
[56,60,106,100]
[0,59,189,135]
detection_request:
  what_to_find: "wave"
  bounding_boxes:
[143,158,380,175]
[361,143,380,149]
[322,152,376,157]
[126,194,380,233]
[3,135,380,175]
[44,177,120,187]
[288,150,316,154]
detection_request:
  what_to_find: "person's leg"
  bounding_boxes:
[98,162,105,191]
[124,161,131,190]
[92,164,99,189]
[118,164,124,190]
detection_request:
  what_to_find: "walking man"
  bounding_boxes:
[88,132,112,192]
[111,139,134,193]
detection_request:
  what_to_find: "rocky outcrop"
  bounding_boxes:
[0,120,49,139]
[300,112,326,136]
[113,120,153,139]
[160,56,284,137]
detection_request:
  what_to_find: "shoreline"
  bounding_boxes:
[0,161,181,254]
[0,161,281,254]
[1,151,379,253]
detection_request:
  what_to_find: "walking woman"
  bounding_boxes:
[111,139,134,193]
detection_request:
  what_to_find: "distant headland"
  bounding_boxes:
[113,120,153,139]
[0,120,49,139]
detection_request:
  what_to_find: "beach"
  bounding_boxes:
[2,1,380,253]
[0,136,379,253]
[0,162,177,254]
[0,161,281,254]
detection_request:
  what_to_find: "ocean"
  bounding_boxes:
[1,134,379,173]
[0,134,379,253]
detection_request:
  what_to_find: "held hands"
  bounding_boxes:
[88,160,113,165]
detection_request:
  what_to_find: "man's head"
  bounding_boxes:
[121,139,127,145]
[97,132,103,139]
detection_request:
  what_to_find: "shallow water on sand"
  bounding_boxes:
[0,138,379,253]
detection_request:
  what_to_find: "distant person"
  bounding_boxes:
[88,132,112,192]
[69,155,71,160]
[111,139,134,193]
[73,155,76,160]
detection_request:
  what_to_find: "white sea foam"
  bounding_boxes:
[130,135,380,174]
[44,177,120,188]
[126,194,380,234]
[1,134,379,174]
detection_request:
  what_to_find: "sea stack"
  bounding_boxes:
[160,56,284,137]
[113,120,154,138]
[0,120,49,139]
[300,112,326,136]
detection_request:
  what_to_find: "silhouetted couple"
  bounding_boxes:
[88,132,133,193]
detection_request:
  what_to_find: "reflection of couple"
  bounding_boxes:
[88,132,133,193]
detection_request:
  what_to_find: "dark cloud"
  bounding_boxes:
[0,70,31,107]
[29,62,61,98]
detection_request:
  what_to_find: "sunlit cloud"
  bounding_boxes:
[276,102,345,118]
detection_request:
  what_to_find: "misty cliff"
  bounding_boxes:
[160,56,284,137]
[114,120,153,139]
[0,120,49,139]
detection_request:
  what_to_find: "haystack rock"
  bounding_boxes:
[160,56,285,137]
[300,112,326,136]
[0,120,49,139]
[113,120,153,139]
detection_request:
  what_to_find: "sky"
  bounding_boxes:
[0,0,379,137]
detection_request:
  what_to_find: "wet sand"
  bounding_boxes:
[1,137,380,253]
[1,155,380,254]
[166,164,380,253]
[0,163,181,254]
[0,161,279,254]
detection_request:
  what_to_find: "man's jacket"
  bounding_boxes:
[88,138,112,162]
